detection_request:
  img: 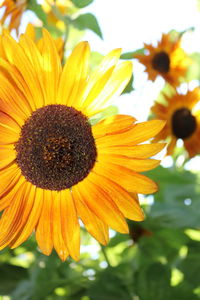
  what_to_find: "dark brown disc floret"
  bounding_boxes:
[171,108,197,139]
[15,105,97,191]
[152,51,170,73]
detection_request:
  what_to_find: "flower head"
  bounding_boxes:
[135,33,190,87]
[0,0,27,32]
[0,29,165,261]
[151,88,200,157]
[41,0,74,31]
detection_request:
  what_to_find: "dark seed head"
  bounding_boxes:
[172,108,197,139]
[152,51,170,73]
[15,105,97,191]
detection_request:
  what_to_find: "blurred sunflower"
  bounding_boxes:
[135,33,190,87]
[0,0,26,32]
[151,88,200,157]
[0,29,165,261]
[41,0,74,31]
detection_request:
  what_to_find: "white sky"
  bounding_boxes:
[86,0,200,52]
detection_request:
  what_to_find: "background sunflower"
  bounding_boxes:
[135,33,191,87]
[151,88,200,157]
[0,0,26,32]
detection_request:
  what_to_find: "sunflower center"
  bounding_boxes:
[172,108,197,139]
[152,51,170,73]
[15,105,97,191]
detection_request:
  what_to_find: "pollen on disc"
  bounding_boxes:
[15,105,97,190]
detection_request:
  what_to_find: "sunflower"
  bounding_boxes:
[41,0,74,31]
[135,33,190,87]
[0,0,26,32]
[151,88,200,157]
[0,29,165,261]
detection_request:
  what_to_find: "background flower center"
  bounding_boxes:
[152,51,170,73]
[171,107,197,139]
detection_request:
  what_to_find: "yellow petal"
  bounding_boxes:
[76,176,129,233]
[0,174,25,211]
[128,120,166,144]
[98,153,160,172]
[0,111,20,145]
[99,143,166,158]
[19,34,46,108]
[79,65,116,110]
[96,120,166,148]
[10,186,43,248]
[88,172,144,221]
[79,48,122,110]
[83,61,133,117]
[0,72,30,126]
[40,29,61,105]
[0,146,16,170]
[36,190,53,256]
[72,187,109,245]
[60,189,80,261]
[2,35,45,112]
[92,114,136,138]
[85,48,122,91]
[0,164,21,199]
[24,23,35,40]
[0,180,32,249]
[94,162,158,194]
[167,137,177,155]
[58,41,90,107]
[0,58,35,112]
[81,48,122,108]
[52,191,69,261]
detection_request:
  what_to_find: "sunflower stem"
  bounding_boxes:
[100,245,111,267]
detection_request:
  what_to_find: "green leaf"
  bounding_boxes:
[122,74,134,94]
[137,228,189,263]
[71,0,93,8]
[27,0,47,25]
[169,27,195,39]
[120,48,144,59]
[11,280,33,300]
[179,241,200,288]
[72,13,103,38]
[171,282,199,300]
[147,201,200,229]
[135,263,171,300]
[0,264,28,295]
[88,269,132,300]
